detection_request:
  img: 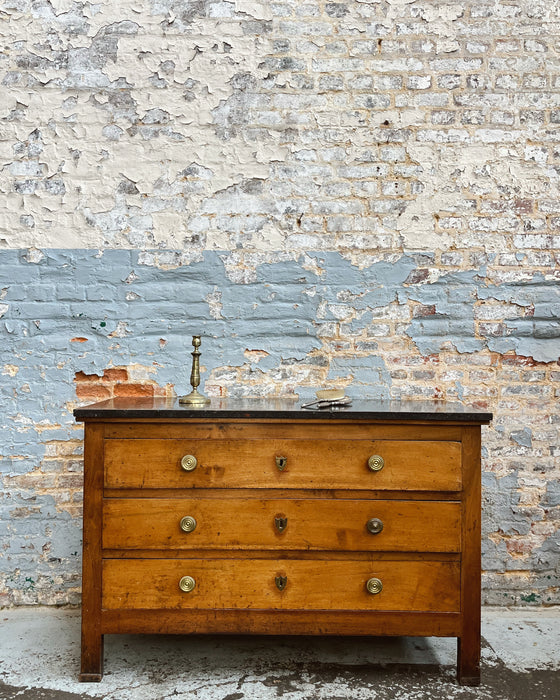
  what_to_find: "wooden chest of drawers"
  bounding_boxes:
[75,398,491,685]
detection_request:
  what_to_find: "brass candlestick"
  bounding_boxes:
[179,335,211,405]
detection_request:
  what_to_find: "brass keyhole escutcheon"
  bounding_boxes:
[275,575,287,591]
[180,516,197,533]
[275,456,287,472]
[181,454,197,472]
[274,515,288,533]
[179,575,196,593]
[366,577,383,595]
[368,455,384,472]
[366,518,384,535]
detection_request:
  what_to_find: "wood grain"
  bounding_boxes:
[104,438,462,491]
[458,425,482,685]
[102,558,461,612]
[102,497,461,552]
[79,423,105,682]
[77,405,488,683]
[104,421,464,441]
[101,608,462,637]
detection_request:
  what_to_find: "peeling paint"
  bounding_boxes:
[1,248,559,604]
[1,0,559,607]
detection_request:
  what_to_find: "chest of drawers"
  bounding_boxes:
[75,398,491,685]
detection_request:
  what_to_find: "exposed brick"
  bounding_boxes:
[57,474,83,489]
[113,383,155,397]
[501,354,541,367]
[74,371,101,382]
[102,368,129,382]
[1,0,559,612]
[75,385,112,400]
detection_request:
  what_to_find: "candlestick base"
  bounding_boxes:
[179,388,211,405]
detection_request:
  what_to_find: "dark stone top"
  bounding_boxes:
[74,397,492,423]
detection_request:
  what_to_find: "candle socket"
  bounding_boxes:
[179,335,211,405]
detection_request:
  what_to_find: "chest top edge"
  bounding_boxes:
[74,397,492,425]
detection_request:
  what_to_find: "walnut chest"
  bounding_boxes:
[74,397,492,685]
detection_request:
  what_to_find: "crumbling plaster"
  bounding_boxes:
[0,1,559,606]
[1,1,558,252]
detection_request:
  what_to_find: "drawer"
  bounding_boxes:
[103,498,461,552]
[102,558,461,612]
[104,438,462,491]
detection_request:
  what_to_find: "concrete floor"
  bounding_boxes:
[0,608,558,699]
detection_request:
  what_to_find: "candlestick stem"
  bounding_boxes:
[179,335,211,405]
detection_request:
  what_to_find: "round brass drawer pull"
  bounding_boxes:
[366,518,384,535]
[179,575,196,593]
[181,454,197,472]
[180,516,197,533]
[366,577,383,595]
[367,455,384,472]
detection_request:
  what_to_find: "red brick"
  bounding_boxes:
[113,383,154,397]
[406,268,430,284]
[514,198,534,214]
[413,304,436,317]
[75,385,112,400]
[506,539,532,556]
[74,371,101,382]
[102,368,129,382]
[501,354,540,367]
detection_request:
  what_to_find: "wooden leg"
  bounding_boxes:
[79,629,104,682]
[79,423,105,682]
[457,635,480,686]
[457,426,481,686]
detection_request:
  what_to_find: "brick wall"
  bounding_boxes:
[0,1,559,606]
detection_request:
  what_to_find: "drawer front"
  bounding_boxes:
[102,558,461,612]
[103,498,461,553]
[104,438,462,491]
